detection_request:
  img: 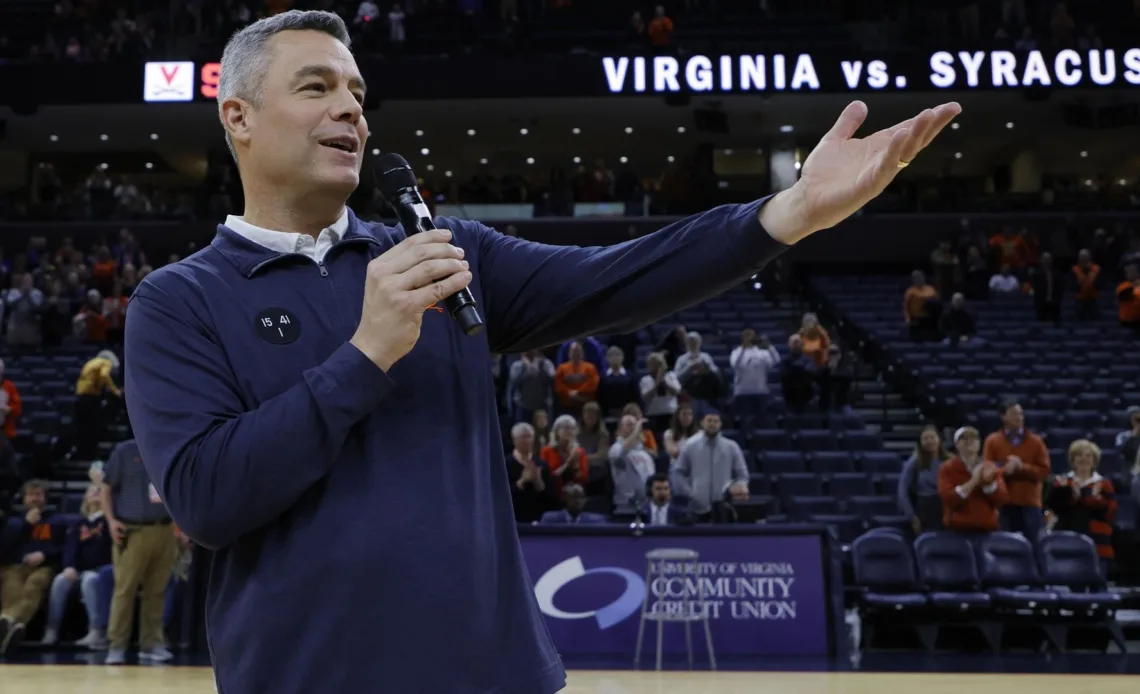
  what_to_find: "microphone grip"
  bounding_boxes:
[393,191,485,336]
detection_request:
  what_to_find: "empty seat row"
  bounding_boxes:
[755,450,903,475]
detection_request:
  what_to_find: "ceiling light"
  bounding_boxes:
[1080,151,1088,158]
[624,127,633,134]
[426,164,435,171]
[723,149,733,155]
[420,147,430,155]
[572,127,581,135]
[793,161,802,170]
[779,125,794,133]
[99,134,108,141]
[1006,122,1014,129]
[415,129,424,136]
[145,162,153,169]
[99,163,108,170]
[466,129,476,136]
[519,128,529,135]
[756,148,763,154]
[371,148,380,155]
[1119,178,1128,186]
[526,157,535,164]
[150,133,159,140]
[49,135,58,142]
[954,152,962,159]
[677,126,686,133]
[667,155,675,162]
[951,123,960,130]
[479,157,488,165]
[1084,179,1093,186]
[573,156,581,164]
[619,156,628,164]
[445,170,453,178]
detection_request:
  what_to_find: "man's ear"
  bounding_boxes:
[220,97,255,149]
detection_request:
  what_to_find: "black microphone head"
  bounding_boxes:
[376,153,418,198]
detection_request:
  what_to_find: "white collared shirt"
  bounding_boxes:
[649,503,670,526]
[224,209,350,263]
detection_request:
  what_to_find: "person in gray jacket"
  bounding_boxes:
[608,414,659,514]
[671,411,750,520]
[897,425,950,535]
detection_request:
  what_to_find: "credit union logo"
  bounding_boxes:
[533,556,645,629]
[144,61,195,102]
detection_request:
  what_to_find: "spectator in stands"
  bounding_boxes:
[988,263,1020,296]
[729,329,780,432]
[903,270,940,340]
[639,474,690,526]
[621,402,659,454]
[5,274,44,347]
[531,409,549,449]
[102,438,178,665]
[674,331,721,409]
[781,335,816,413]
[940,292,979,347]
[640,352,681,437]
[647,6,673,51]
[0,358,23,448]
[898,425,950,534]
[962,246,989,300]
[1028,251,1063,324]
[577,402,611,491]
[0,480,58,655]
[43,483,111,648]
[1115,406,1140,467]
[983,400,1050,539]
[930,240,960,299]
[663,403,698,467]
[672,411,749,522]
[818,344,855,413]
[539,415,589,500]
[797,313,831,367]
[1073,249,1102,320]
[553,341,599,416]
[597,346,639,418]
[609,414,658,514]
[988,227,1029,270]
[1116,263,1140,331]
[507,423,555,523]
[938,427,1009,532]
[74,289,109,343]
[72,350,122,462]
[508,349,555,424]
[557,336,605,374]
[1046,439,1117,577]
[628,11,647,49]
[655,325,687,369]
[540,484,605,525]
[0,360,20,513]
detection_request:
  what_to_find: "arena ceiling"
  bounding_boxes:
[3,90,1139,178]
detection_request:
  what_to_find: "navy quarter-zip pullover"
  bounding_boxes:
[124,201,784,694]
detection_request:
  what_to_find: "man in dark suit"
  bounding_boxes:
[638,474,692,526]
[1029,252,1063,324]
[539,484,606,524]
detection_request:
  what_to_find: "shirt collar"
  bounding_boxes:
[224,208,351,257]
[212,207,387,277]
[1066,471,1103,486]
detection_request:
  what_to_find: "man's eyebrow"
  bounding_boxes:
[291,64,367,93]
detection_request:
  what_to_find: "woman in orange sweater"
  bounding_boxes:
[540,415,590,501]
[797,313,830,367]
[938,427,1009,532]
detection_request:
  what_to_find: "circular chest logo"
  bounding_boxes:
[255,308,301,345]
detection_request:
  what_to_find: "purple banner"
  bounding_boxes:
[521,533,828,659]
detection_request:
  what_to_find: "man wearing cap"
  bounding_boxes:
[672,411,750,521]
[938,427,1009,532]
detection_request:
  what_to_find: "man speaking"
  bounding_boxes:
[124,9,958,694]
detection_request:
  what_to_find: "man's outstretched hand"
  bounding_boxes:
[760,100,961,245]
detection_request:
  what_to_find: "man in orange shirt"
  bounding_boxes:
[553,341,599,415]
[1073,248,1101,320]
[938,427,1009,531]
[982,399,1050,539]
[903,270,940,340]
[648,5,673,49]
[1116,263,1140,331]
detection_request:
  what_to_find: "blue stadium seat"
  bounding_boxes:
[1046,427,1084,447]
[1035,532,1125,651]
[796,429,835,452]
[783,413,827,430]
[760,451,806,475]
[976,532,1061,613]
[829,473,874,499]
[913,532,997,650]
[747,474,771,496]
[810,451,855,475]
[847,496,896,518]
[860,452,903,474]
[752,429,790,451]
[843,431,882,452]
[1063,410,1102,431]
[777,473,822,498]
[850,533,930,643]
[813,514,865,544]
[1075,393,1113,412]
[788,496,839,519]
[1035,393,1070,411]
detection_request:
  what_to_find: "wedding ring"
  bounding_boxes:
[897,160,911,169]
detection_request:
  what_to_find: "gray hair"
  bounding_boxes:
[217,10,351,163]
[551,414,579,448]
[511,422,535,439]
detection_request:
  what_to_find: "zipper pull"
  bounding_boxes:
[318,262,328,277]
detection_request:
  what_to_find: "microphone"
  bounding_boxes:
[375,153,485,336]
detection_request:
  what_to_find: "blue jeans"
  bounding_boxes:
[1000,504,1044,541]
[47,566,111,632]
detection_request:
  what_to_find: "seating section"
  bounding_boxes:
[851,530,1125,653]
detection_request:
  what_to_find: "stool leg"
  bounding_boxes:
[685,619,693,670]
[635,616,646,668]
[655,619,664,671]
[702,614,717,671]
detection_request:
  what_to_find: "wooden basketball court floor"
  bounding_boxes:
[0,667,1137,694]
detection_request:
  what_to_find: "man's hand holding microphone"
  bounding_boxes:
[350,229,472,372]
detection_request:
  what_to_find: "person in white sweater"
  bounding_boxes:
[729,329,780,431]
